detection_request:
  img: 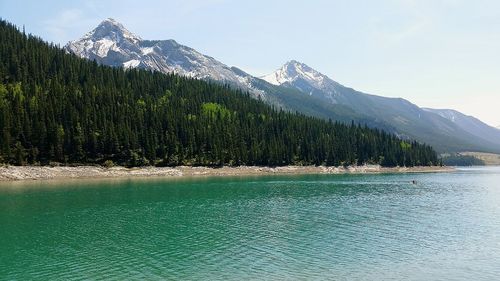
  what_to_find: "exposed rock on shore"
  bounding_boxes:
[0,165,453,182]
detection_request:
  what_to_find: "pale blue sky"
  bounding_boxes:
[1,0,499,126]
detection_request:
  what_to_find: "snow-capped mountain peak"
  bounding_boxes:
[66,18,143,61]
[262,60,327,87]
[95,18,141,43]
[65,19,266,98]
[261,60,343,102]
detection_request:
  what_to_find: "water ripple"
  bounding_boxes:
[1,168,500,280]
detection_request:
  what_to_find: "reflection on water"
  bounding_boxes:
[1,167,500,280]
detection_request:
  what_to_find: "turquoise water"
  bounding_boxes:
[1,167,500,280]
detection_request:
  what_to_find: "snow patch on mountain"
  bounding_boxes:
[141,47,155,55]
[423,108,459,122]
[123,59,140,68]
[95,38,116,57]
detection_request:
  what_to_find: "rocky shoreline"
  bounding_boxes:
[0,165,454,182]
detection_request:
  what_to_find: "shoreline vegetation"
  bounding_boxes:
[0,165,453,182]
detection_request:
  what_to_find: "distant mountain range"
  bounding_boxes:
[423,108,500,147]
[65,18,500,153]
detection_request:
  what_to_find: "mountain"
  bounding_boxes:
[262,61,500,153]
[64,19,385,125]
[423,108,500,147]
[0,19,439,167]
[66,18,266,99]
[66,19,499,154]
[262,60,344,103]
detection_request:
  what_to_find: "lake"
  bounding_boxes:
[1,167,499,280]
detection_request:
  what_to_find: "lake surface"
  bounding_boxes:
[1,167,500,280]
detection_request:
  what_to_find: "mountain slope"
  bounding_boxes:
[423,108,500,146]
[262,61,500,153]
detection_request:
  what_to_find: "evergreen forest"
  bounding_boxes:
[0,20,439,167]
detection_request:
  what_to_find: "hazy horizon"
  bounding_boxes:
[2,0,499,127]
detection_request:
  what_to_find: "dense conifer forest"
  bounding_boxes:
[441,154,484,166]
[0,20,439,167]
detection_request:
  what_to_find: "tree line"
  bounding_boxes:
[0,19,440,167]
[441,154,484,166]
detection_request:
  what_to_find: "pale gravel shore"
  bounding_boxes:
[0,165,454,182]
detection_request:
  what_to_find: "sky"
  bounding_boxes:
[1,0,500,127]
